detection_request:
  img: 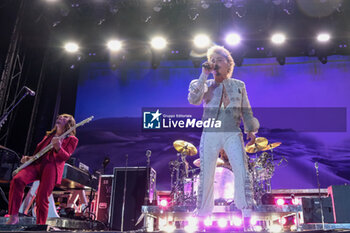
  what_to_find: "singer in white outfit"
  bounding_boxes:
[188,46,259,217]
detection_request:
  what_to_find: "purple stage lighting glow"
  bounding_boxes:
[225,33,241,46]
[218,218,228,228]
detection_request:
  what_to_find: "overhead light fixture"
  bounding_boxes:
[201,0,209,9]
[107,40,122,52]
[317,33,330,42]
[271,33,286,45]
[193,34,210,49]
[225,33,241,46]
[64,42,79,53]
[151,36,167,50]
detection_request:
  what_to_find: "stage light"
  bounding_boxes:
[318,56,328,64]
[279,217,287,225]
[271,33,286,45]
[194,34,210,48]
[163,225,176,233]
[225,33,241,46]
[159,217,167,227]
[186,216,198,226]
[184,225,197,233]
[317,33,330,42]
[231,216,242,226]
[254,225,263,232]
[250,217,258,226]
[204,217,213,226]
[64,42,79,53]
[185,216,198,233]
[276,56,286,65]
[269,224,283,233]
[223,0,233,8]
[292,198,300,205]
[160,199,169,207]
[151,36,167,50]
[107,40,122,52]
[201,0,210,9]
[276,198,285,206]
[218,218,228,228]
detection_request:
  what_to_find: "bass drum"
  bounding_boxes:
[193,167,235,202]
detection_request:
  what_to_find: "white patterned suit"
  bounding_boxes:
[188,73,259,216]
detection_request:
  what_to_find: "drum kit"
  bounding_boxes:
[168,137,282,207]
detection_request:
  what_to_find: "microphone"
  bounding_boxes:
[202,63,219,71]
[24,86,35,96]
[146,150,152,158]
[202,63,211,69]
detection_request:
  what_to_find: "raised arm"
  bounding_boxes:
[188,73,209,105]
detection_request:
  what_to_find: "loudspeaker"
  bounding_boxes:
[96,175,114,224]
[301,197,334,223]
[328,185,350,223]
[109,167,156,231]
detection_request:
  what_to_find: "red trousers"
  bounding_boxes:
[8,161,57,225]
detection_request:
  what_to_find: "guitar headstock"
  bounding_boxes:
[76,116,94,127]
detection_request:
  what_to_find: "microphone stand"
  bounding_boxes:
[144,150,151,205]
[0,89,31,130]
[315,162,325,230]
[121,154,128,232]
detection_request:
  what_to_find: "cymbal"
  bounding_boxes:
[245,137,268,154]
[262,142,282,151]
[173,140,198,156]
[193,158,224,167]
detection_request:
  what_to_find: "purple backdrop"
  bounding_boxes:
[74,56,350,190]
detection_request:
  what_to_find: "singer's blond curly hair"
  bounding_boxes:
[207,45,235,77]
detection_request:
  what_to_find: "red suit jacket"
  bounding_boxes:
[33,134,79,184]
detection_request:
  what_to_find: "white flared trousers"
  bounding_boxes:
[196,131,252,216]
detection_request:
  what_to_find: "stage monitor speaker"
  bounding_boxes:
[96,175,113,225]
[301,197,334,223]
[109,167,156,231]
[328,185,350,223]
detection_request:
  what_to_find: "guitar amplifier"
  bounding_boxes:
[328,185,350,223]
[96,175,114,224]
[109,167,156,231]
[301,197,334,223]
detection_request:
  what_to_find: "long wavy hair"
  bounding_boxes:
[46,114,76,136]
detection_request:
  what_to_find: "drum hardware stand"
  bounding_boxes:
[315,162,325,230]
[121,154,128,232]
[81,171,98,229]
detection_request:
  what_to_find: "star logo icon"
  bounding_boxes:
[150,109,162,122]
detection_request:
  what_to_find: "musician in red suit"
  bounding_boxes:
[6,114,78,225]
